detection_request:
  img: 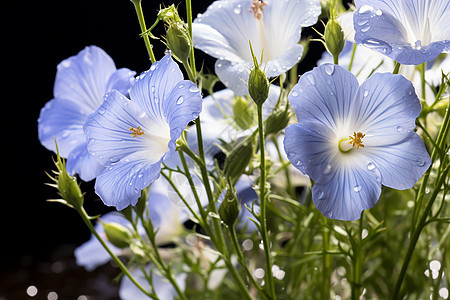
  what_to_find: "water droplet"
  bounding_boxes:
[362,38,392,54]
[178,84,184,89]
[354,184,362,192]
[367,162,375,171]
[361,25,371,32]
[151,86,155,93]
[416,159,426,167]
[233,5,241,14]
[291,90,299,97]
[396,126,403,132]
[363,90,369,97]
[150,64,156,71]
[357,18,369,26]
[375,9,382,16]
[322,163,332,174]
[176,96,184,104]
[306,74,315,85]
[98,107,106,115]
[324,64,335,75]
[317,191,325,200]
[189,86,199,93]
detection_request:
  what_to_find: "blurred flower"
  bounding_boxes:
[284,64,431,220]
[353,0,450,65]
[84,54,203,210]
[38,46,135,181]
[192,0,321,96]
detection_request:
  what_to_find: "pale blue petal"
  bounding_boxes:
[288,64,359,129]
[94,152,163,210]
[364,133,431,190]
[312,161,382,221]
[66,142,105,181]
[105,68,136,95]
[353,72,421,146]
[236,175,259,232]
[84,90,163,167]
[354,2,450,65]
[38,97,87,157]
[284,123,336,183]
[215,60,251,96]
[54,46,116,111]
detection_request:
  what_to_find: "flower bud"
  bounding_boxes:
[219,189,240,227]
[264,107,291,136]
[165,22,191,63]
[324,18,345,58]
[248,66,270,106]
[158,4,182,23]
[223,135,255,180]
[103,222,132,249]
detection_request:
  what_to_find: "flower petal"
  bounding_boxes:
[353,72,421,146]
[54,46,116,110]
[84,90,170,167]
[66,142,105,181]
[215,59,252,96]
[288,63,360,130]
[94,152,163,210]
[364,133,431,189]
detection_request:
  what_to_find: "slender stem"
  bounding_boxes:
[348,43,357,72]
[321,216,331,300]
[420,62,427,100]
[393,61,401,74]
[333,53,339,65]
[352,211,364,300]
[257,104,277,299]
[391,165,450,299]
[131,0,156,63]
[185,0,197,79]
[77,207,155,299]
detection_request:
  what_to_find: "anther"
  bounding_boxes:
[348,132,365,150]
[250,0,266,20]
[129,126,144,137]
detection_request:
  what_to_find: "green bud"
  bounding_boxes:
[165,22,191,63]
[158,4,182,23]
[233,96,254,130]
[219,189,240,227]
[223,135,255,180]
[47,143,84,210]
[103,222,132,249]
[264,107,291,136]
[248,42,270,106]
[324,18,345,58]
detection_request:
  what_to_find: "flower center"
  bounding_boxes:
[250,0,266,20]
[129,126,144,137]
[348,132,365,150]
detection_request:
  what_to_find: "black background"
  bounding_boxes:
[2,0,324,298]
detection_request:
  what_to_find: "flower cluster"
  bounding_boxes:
[39,0,449,299]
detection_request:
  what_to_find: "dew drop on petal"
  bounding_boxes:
[317,191,325,200]
[361,25,372,32]
[178,84,184,89]
[363,90,369,97]
[416,159,426,167]
[367,162,375,171]
[396,126,403,132]
[324,64,335,75]
[98,107,106,115]
[306,74,316,85]
[189,86,199,93]
[176,96,184,105]
[233,5,241,14]
[291,91,299,97]
[322,163,332,174]
[354,184,362,192]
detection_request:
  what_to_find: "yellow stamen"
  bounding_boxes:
[348,132,365,150]
[129,126,144,138]
[250,0,266,20]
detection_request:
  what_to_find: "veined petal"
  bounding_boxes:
[353,72,421,146]
[364,133,431,190]
[84,90,170,167]
[66,142,105,181]
[105,68,136,95]
[289,64,359,131]
[130,55,184,125]
[95,152,163,210]
[38,97,87,157]
[54,46,117,111]
[312,160,382,221]
[215,60,252,96]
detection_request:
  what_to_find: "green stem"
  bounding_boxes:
[352,211,364,300]
[393,61,401,74]
[348,43,357,72]
[131,0,156,63]
[321,216,331,300]
[420,62,427,100]
[77,207,155,299]
[257,104,277,300]
[185,0,197,80]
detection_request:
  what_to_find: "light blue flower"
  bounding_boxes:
[284,64,431,220]
[353,0,450,65]
[38,46,136,181]
[192,0,321,96]
[84,54,203,210]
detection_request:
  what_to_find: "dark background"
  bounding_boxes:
[2,0,324,299]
